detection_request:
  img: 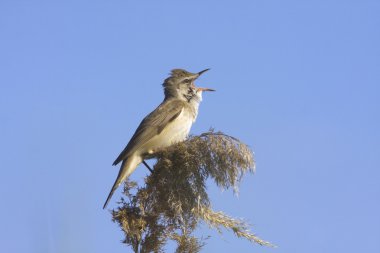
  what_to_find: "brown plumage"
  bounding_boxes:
[103,68,214,209]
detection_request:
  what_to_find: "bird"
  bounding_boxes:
[103,68,215,209]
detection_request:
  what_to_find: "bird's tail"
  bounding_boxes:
[103,155,141,209]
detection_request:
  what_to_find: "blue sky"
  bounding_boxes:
[1,0,379,252]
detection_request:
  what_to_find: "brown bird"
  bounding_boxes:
[103,69,214,209]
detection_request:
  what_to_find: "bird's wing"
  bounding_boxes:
[112,99,185,165]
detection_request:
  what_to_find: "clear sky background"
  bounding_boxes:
[1,0,379,252]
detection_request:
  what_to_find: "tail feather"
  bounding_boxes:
[103,160,126,209]
[103,156,141,209]
[103,179,120,209]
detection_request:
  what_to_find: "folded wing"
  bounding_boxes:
[113,99,185,166]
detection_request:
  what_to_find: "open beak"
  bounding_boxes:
[194,69,214,91]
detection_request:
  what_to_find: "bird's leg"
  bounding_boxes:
[142,160,154,173]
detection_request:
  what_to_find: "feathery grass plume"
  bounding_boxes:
[111,130,273,252]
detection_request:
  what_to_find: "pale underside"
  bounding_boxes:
[139,107,195,156]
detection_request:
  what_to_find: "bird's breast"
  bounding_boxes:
[160,107,194,143]
[144,107,195,154]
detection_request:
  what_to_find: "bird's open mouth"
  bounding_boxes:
[193,69,215,91]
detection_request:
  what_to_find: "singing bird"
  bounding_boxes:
[103,69,214,208]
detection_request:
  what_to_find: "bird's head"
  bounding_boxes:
[162,68,214,101]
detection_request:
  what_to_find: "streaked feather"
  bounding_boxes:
[113,99,186,166]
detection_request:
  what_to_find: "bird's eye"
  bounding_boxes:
[183,79,191,84]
